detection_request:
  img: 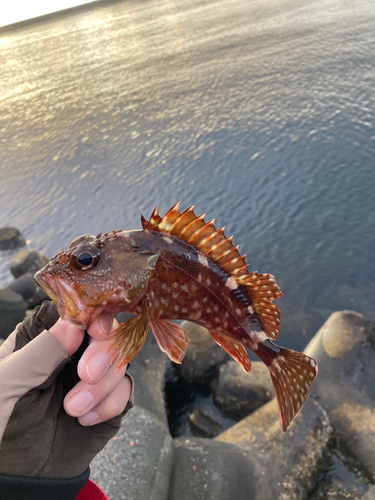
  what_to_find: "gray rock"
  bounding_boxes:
[0,288,27,339]
[90,405,173,500]
[216,398,332,500]
[305,311,375,480]
[213,361,273,419]
[176,321,228,384]
[6,273,49,308]
[0,227,25,250]
[311,487,361,500]
[363,485,375,500]
[116,312,169,426]
[10,249,49,279]
[168,437,255,500]
[188,408,222,438]
[309,452,371,500]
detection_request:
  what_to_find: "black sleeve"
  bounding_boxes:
[0,468,89,500]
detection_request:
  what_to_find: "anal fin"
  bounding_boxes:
[109,307,149,372]
[150,318,188,364]
[209,330,251,373]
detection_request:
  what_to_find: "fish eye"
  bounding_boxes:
[71,245,101,271]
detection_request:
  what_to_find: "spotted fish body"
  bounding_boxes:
[35,203,318,432]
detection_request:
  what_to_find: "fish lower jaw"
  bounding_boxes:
[34,270,60,304]
[36,274,95,327]
[56,300,108,329]
[54,278,88,313]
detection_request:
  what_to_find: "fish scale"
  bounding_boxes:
[145,254,247,336]
[34,202,318,432]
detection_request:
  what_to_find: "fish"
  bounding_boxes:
[34,202,318,432]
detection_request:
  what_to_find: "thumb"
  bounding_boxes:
[49,319,85,356]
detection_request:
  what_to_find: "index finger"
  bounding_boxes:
[87,312,114,341]
[77,317,119,383]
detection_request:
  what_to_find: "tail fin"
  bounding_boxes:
[258,341,318,432]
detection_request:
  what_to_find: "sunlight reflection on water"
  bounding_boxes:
[0,0,100,28]
[0,0,374,351]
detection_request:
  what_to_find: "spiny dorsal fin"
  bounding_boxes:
[142,203,282,340]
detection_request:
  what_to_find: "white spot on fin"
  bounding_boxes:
[198,254,209,267]
[226,277,238,290]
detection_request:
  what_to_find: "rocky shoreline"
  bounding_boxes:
[0,226,374,499]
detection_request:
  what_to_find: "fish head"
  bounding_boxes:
[34,230,159,328]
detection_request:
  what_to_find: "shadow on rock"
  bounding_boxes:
[305,310,375,482]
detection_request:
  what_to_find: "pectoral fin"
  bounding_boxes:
[209,330,251,373]
[109,306,150,372]
[150,318,188,364]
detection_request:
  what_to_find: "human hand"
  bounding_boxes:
[0,301,133,480]
[51,313,132,427]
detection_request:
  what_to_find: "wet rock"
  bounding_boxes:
[10,249,49,279]
[216,398,332,500]
[213,361,273,419]
[90,405,173,500]
[6,273,49,308]
[0,227,25,250]
[168,437,255,500]
[309,451,371,500]
[305,311,375,480]
[311,486,361,500]
[363,485,375,500]
[329,403,375,482]
[175,321,228,384]
[116,312,169,426]
[0,289,27,339]
[188,408,222,438]
[164,366,237,438]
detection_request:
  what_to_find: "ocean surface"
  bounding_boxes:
[0,0,374,352]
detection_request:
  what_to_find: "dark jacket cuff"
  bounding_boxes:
[0,467,90,500]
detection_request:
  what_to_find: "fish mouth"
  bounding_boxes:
[34,270,89,327]
[34,270,61,304]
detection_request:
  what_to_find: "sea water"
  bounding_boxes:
[0,0,374,350]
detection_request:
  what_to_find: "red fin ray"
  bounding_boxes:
[213,244,239,263]
[179,214,205,239]
[150,318,188,364]
[109,307,150,372]
[209,235,233,258]
[170,205,197,234]
[141,203,282,340]
[209,330,251,373]
[145,206,162,230]
[187,219,216,246]
[195,227,226,251]
[268,348,318,432]
[221,254,247,273]
[239,272,282,340]
[158,202,182,232]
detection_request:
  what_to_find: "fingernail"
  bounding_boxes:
[79,411,99,426]
[99,313,112,335]
[67,391,94,416]
[86,353,109,381]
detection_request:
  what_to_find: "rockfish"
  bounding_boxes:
[34,203,318,431]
